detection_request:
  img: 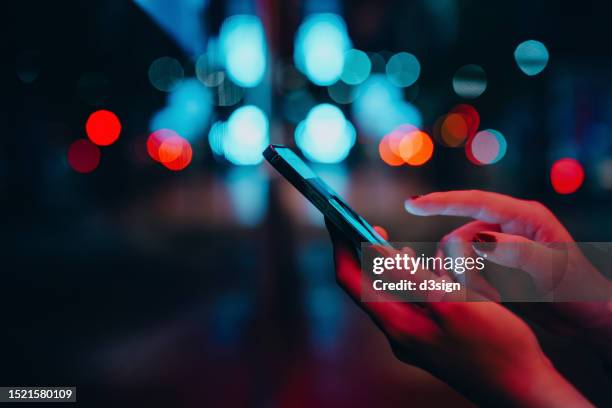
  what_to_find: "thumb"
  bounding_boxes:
[471,231,568,294]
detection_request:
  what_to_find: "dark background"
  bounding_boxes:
[3,0,612,406]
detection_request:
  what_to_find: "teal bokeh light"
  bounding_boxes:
[514,40,549,76]
[223,105,269,165]
[294,13,352,86]
[352,74,422,139]
[220,15,267,87]
[340,49,371,85]
[150,78,212,141]
[452,64,487,99]
[386,52,421,87]
[148,57,184,92]
[295,103,356,163]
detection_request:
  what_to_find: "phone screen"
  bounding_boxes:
[264,145,390,247]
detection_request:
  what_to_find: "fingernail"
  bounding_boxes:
[472,233,497,252]
[404,195,422,211]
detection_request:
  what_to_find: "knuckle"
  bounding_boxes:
[526,200,548,214]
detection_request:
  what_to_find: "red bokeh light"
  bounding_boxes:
[160,136,193,171]
[86,109,121,146]
[551,158,584,194]
[450,104,479,138]
[147,129,192,171]
[67,139,101,173]
[440,113,468,147]
[147,129,178,162]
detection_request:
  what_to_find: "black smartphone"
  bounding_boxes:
[264,144,391,248]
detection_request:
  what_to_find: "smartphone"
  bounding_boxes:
[264,144,391,248]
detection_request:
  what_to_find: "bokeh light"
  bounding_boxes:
[352,74,422,139]
[195,52,224,87]
[340,49,371,85]
[223,105,269,165]
[368,52,386,72]
[440,113,469,147]
[551,158,584,194]
[220,15,267,87]
[453,64,487,99]
[147,129,193,170]
[450,104,480,137]
[399,130,434,166]
[596,159,612,190]
[379,135,405,166]
[515,40,549,76]
[295,104,356,164]
[466,129,507,165]
[327,81,357,104]
[147,128,178,162]
[150,78,212,141]
[386,52,421,87]
[67,139,101,173]
[379,126,433,167]
[86,109,121,146]
[208,121,227,156]
[294,13,351,86]
[148,56,184,92]
[160,136,193,171]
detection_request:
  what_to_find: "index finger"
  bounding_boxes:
[404,190,534,224]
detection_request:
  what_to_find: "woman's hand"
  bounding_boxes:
[404,190,612,361]
[326,220,592,407]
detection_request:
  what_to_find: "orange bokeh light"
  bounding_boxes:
[399,130,434,166]
[86,109,121,146]
[379,134,404,166]
[441,113,468,147]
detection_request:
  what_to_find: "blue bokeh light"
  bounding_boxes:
[295,104,356,163]
[294,14,352,86]
[220,15,267,87]
[340,49,371,85]
[385,52,420,87]
[488,129,508,163]
[208,121,227,156]
[514,40,549,76]
[223,105,269,165]
[150,78,212,141]
[352,74,422,139]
